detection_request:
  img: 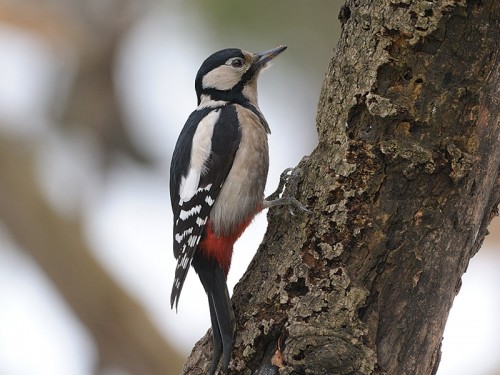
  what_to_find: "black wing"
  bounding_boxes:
[169,104,241,309]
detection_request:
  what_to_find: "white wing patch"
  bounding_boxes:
[179,109,220,202]
[179,168,200,203]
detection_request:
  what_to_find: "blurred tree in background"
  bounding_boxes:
[0,0,182,373]
[0,1,338,374]
[0,1,498,375]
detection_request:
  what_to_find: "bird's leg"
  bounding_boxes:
[264,167,311,214]
[265,167,294,202]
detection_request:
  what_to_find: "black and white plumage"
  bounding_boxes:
[170,105,241,303]
[169,45,287,374]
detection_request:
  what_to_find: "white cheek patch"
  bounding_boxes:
[202,65,241,90]
[179,110,220,202]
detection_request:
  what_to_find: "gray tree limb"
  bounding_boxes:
[182,1,499,374]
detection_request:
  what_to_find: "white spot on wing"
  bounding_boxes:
[205,195,215,206]
[179,205,202,221]
[187,235,199,247]
[196,217,208,226]
[180,254,190,269]
[175,227,193,243]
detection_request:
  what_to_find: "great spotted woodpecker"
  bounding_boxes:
[170,45,302,374]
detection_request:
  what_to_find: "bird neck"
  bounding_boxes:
[197,87,259,109]
[196,92,270,134]
[241,81,259,108]
[198,94,229,109]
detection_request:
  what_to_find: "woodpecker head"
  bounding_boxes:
[195,45,287,107]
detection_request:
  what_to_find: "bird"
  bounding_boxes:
[169,45,303,374]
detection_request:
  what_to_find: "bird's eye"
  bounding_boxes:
[230,58,244,68]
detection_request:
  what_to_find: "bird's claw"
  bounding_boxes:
[264,167,311,214]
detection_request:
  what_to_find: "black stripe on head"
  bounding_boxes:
[236,60,260,90]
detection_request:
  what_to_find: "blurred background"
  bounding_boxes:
[0,1,498,374]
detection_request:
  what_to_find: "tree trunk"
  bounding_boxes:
[182,1,499,374]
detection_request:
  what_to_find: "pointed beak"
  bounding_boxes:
[254,45,287,68]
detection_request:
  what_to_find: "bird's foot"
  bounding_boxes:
[264,167,311,215]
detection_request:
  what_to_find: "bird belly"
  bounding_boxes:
[209,105,269,237]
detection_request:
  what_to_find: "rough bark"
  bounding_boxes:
[182,1,499,374]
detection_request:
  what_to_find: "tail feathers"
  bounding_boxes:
[170,263,189,310]
[193,255,235,374]
[211,264,235,372]
[207,297,223,375]
[170,248,197,310]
